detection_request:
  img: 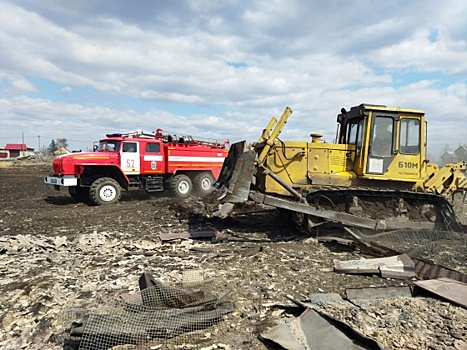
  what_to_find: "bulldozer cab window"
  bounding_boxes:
[346,119,365,155]
[372,116,394,157]
[399,118,420,154]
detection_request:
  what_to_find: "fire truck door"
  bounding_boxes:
[121,141,140,174]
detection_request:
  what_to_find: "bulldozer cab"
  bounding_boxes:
[338,104,426,181]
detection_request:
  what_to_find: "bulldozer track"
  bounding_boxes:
[305,187,451,207]
[302,186,462,232]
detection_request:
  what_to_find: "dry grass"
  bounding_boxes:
[0,159,15,168]
[0,158,51,168]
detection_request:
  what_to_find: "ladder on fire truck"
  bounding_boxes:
[117,129,229,149]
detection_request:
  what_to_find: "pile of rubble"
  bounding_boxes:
[0,165,466,349]
[1,225,466,349]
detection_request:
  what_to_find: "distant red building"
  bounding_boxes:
[0,144,35,158]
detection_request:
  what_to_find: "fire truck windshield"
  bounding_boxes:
[98,141,121,152]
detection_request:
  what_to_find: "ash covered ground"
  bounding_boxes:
[0,162,466,349]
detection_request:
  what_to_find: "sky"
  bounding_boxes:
[0,0,466,159]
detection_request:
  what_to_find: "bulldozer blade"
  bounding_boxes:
[214,140,256,203]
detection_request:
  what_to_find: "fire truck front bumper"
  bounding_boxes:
[44,175,78,187]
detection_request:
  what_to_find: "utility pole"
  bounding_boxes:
[38,135,41,155]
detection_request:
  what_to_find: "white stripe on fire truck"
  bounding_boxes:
[168,156,225,162]
[143,155,163,161]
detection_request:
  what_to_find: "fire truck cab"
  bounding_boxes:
[44,130,229,205]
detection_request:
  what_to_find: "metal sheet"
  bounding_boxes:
[334,253,416,279]
[413,278,467,308]
[159,230,223,241]
[317,236,356,247]
[285,294,353,310]
[260,308,385,350]
[413,259,467,283]
[346,286,412,302]
[308,292,345,304]
[214,141,256,203]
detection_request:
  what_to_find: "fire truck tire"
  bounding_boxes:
[170,174,193,198]
[68,186,90,202]
[89,177,122,205]
[193,172,215,196]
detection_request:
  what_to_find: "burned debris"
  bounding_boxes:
[261,307,385,350]
[63,272,234,350]
[1,164,467,349]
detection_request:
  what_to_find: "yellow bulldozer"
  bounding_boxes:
[215,104,467,232]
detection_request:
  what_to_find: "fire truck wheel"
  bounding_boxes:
[90,177,122,205]
[68,186,90,202]
[170,174,193,198]
[194,172,215,196]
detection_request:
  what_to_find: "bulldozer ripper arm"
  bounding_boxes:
[257,117,278,144]
[423,162,467,196]
[257,107,293,164]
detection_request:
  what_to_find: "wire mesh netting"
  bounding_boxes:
[58,270,235,350]
[355,229,467,280]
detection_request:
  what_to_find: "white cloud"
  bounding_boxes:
[0,0,465,161]
[9,76,37,93]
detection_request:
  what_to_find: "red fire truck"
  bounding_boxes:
[44,129,229,205]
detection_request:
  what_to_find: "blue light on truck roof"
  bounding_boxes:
[106,133,122,137]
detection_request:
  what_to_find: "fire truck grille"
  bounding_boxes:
[53,158,63,173]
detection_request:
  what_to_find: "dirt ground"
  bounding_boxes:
[0,161,466,350]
